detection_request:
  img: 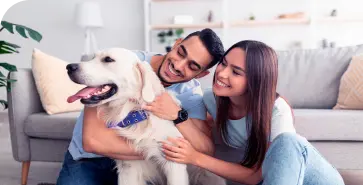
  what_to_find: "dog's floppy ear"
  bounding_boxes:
[136,62,164,103]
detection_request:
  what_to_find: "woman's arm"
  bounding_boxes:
[194,152,262,185]
[142,92,215,155]
[176,118,214,155]
[162,138,265,185]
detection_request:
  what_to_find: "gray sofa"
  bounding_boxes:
[7,45,363,185]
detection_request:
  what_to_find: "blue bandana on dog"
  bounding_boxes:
[107,110,148,128]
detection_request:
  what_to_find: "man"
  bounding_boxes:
[56,28,224,185]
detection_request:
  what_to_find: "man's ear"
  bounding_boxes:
[195,70,210,79]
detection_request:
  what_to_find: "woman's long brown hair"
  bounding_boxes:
[214,40,279,170]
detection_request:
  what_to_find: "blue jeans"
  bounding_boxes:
[56,133,344,185]
[56,151,118,185]
[260,133,345,185]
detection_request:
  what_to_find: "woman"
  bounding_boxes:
[161,40,345,185]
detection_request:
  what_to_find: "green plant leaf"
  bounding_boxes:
[166,29,173,36]
[1,77,11,93]
[0,71,5,78]
[1,81,9,92]
[0,77,6,83]
[15,26,28,39]
[1,21,42,42]
[27,28,42,42]
[159,38,165,43]
[0,41,20,48]
[1,45,19,53]
[15,25,42,42]
[175,28,184,37]
[2,77,16,82]
[0,63,17,72]
[0,82,6,88]
[157,31,165,37]
[0,78,8,92]
[0,41,20,55]
[0,49,12,54]
[0,100,8,109]
[1,21,14,33]
[5,79,17,83]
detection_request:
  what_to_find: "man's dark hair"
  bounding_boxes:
[183,28,224,69]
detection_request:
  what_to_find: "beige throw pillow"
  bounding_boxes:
[31,48,85,114]
[334,54,363,110]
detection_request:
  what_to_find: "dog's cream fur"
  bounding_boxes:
[68,48,226,185]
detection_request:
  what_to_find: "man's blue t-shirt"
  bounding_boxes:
[68,50,207,160]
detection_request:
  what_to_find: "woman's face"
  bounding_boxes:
[213,47,248,97]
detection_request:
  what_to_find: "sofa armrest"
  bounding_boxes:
[7,68,44,162]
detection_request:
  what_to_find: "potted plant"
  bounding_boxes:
[0,21,42,109]
[157,28,184,52]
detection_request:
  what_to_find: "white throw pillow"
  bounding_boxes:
[31,48,85,114]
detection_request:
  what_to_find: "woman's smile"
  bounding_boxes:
[214,78,231,88]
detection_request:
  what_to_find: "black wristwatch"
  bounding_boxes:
[173,108,188,125]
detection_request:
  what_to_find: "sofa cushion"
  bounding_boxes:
[24,112,80,140]
[31,48,86,115]
[311,142,363,170]
[276,45,363,109]
[293,109,363,141]
[334,54,363,110]
[29,138,70,162]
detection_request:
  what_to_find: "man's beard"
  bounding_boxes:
[157,55,192,85]
[157,55,172,85]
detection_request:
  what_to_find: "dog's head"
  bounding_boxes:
[67,48,163,110]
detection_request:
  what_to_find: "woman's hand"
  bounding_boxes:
[161,137,201,165]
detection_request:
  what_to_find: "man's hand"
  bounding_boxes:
[142,92,181,121]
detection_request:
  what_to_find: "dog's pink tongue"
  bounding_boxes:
[67,87,101,103]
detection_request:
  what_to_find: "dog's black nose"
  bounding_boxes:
[66,64,79,73]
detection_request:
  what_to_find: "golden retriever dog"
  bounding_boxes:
[66,48,226,185]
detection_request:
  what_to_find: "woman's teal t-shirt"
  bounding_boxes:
[203,89,296,150]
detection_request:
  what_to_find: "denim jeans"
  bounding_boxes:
[260,132,345,185]
[56,133,345,185]
[56,151,118,185]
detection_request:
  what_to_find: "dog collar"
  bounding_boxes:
[107,110,148,128]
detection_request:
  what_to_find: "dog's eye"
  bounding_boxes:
[103,56,115,63]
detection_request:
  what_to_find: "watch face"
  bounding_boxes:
[180,110,188,120]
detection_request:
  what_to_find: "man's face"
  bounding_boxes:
[158,36,213,85]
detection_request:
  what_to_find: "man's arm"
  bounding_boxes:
[82,106,143,160]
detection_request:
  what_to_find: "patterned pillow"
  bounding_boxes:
[334,54,363,110]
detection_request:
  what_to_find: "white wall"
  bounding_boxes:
[149,0,363,52]
[1,0,363,102]
[0,0,145,101]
